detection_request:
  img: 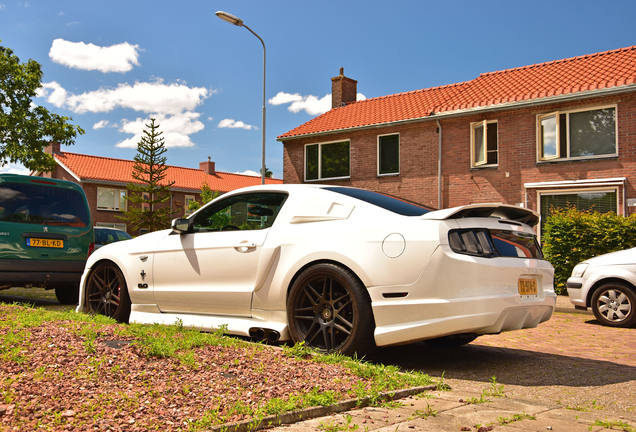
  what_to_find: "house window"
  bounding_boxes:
[537,106,616,161]
[185,195,195,216]
[142,192,150,211]
[97,188,126,211]
[538,188,618,236]
[471,120,498,167]
[96,222,128,232]
[378,134,399,175]
[305,141,350,181]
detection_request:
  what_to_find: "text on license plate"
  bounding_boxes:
[26,238,64,248]
[518,278,538,295]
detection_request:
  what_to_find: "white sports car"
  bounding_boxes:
[77,185,556,355]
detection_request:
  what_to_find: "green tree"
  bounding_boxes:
[0,40,84,172]
[260,166,273,178]
[187,182,220,212]
[118,118,176,232]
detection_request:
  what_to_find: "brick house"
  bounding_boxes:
[36,142,282,236]
[278,47,636,235]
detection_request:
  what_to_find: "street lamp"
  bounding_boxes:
[215,11,266,186]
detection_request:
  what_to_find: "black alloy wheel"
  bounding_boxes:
[287,263,375,356]
[85,261,131,323]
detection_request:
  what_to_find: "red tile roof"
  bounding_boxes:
[279,46,636,139]
[55,152,282,193]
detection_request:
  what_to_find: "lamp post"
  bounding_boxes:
[215,10,266,186]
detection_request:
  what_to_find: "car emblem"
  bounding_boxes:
[140,270,146,281]
[43,227,48,233]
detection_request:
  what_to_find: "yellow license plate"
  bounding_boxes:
[518,278,538,295]
[26,238,64,248]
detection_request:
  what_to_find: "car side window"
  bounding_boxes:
[191,192,287,232]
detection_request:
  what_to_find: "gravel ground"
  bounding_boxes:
[0,305,383,432]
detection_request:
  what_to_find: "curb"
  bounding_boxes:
[206,385,437,432]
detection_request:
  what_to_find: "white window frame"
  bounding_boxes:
[470,120,498,168]
[95,222,128,232]
[304,140,351,182]
[97,188,127,211]
[377,133,400,176]
[536,104,617,162]
[185,195,195,216]
[142,192,150,211]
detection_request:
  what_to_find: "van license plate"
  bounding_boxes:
[518,278,538,295]
[26,238,64,248]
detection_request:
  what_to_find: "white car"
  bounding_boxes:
[567,248,636,328]
[77,185,555,355]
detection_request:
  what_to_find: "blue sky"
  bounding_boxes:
[1,0,635,179]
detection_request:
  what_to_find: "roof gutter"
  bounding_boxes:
[277,84,636,142]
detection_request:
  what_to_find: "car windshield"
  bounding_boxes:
[0,181,90,227]
[323,187,432,216]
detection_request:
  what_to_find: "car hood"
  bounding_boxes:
[582,247,636,267]
[420,203,540,227]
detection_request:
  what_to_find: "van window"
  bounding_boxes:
[0,182,90,227]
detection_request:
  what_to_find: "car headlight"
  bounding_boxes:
[571,263,589,278]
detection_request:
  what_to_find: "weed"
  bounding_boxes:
[410,402,437,419]
[283,341,316,359]
[591,419,635,431]
[496,412,536,425]
[319,414,359,432]
[484,376,504,397]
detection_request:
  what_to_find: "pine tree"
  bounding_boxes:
[118,118,176,232]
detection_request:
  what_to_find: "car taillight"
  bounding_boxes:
[449,229,498,258]
[88,242,95,257]
[448,229,543,259]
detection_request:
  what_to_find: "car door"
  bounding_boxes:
[151,192,287,317]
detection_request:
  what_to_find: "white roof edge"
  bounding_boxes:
[524,177,626,189]
[52,156,81,182]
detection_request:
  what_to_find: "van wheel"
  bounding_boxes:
[287,263,376,356]
[55,285,79,305]
[85,261,131,323]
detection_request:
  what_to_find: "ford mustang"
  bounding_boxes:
[77,185,556,355]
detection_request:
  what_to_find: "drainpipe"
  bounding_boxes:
[436,119,442,210]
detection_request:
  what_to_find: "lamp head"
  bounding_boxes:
[215,11,243,27]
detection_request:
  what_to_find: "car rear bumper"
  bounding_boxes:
[372,294,555,346]
[0,260,86,288]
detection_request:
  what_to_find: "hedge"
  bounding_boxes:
[542,207,636,295]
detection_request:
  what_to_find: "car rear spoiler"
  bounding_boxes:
[420,204,540,228]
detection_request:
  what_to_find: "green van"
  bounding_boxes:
[0,174,94,304]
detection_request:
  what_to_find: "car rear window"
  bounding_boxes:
[323,187,431,216]
[0,181,90,227]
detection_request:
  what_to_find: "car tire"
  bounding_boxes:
[85,261,131,323]
[424,333,479,348]
[287,263,376,356]
[591,282,636,328]
[54,285,79,305]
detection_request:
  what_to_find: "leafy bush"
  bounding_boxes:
[542,207,636,294]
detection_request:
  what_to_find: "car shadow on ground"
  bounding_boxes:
[366,341,636,388]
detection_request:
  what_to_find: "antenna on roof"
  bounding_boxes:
[208,155,211,162]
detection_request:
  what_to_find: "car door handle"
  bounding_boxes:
[234,241,256,252]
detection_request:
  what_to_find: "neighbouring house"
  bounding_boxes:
[278,47,636,235]
[36,142,282,236]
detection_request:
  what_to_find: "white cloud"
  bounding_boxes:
[0,4,6,11]
[49,39,141,73]
[218,119,257,130]
[0,163,30,175]
[235,170,260,177]
[269,91,367,115]
[39,78,211,115]
[66,22,79,27]
[115,113,204,149]
[93,120,109,129]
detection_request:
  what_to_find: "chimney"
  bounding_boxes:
[45,142,61,155]
[331,67,358,109]
[199,156,215,175]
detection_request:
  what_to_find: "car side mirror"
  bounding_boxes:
[171,218,191,234]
